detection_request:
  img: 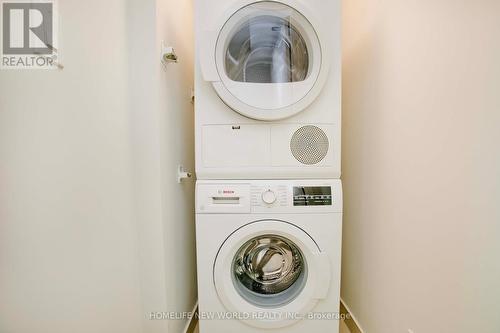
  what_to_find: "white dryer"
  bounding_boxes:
[195,179,343,333]
[195,0,341,179]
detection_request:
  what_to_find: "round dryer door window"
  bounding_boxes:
[210,1,329,121]
[213,220,331,329]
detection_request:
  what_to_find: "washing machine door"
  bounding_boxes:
[213,220,331,329]
[200,1,330,121]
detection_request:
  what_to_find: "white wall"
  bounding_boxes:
[0,0,196,332]
[342,1,500,332]
[0,1,143,332]
[156,1,197,333]
[128,0,196,332]
[127,0,170,332]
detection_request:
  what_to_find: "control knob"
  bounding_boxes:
[261,189,277,205]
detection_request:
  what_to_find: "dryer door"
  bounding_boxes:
[201,1,330,121]
[213,220,331,329]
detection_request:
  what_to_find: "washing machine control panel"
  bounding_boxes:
[251,186,334,207]
[196,180,342,214]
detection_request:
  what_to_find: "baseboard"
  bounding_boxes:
[183,301,199,333]
[340,298,365,333]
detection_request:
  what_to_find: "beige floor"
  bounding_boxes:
[340,320,351,333]
[194,320,351,333]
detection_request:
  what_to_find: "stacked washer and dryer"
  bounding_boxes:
[194,1,342,332]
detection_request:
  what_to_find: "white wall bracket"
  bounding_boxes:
[161,45,178,65]
[177,165,193,183]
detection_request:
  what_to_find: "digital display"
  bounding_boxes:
[293,186,332,206]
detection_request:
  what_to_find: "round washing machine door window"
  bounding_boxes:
[213,220,331,329]
[232,235,306,308]
[210,1,329,121]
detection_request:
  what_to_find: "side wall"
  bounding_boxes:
[129,0,197,332]
[157,0,197,332]
[341,1,500,332]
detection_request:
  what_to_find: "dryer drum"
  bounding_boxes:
[233,235,304,295]
[225,11,310,83]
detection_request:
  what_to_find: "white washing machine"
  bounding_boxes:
[195,179,343,333]
[194,0,341,179]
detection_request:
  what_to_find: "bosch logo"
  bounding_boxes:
[218,189,235,194]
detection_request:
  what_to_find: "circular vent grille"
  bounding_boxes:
[290,126,329,165]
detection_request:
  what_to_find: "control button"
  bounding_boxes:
[261,190,277,205]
